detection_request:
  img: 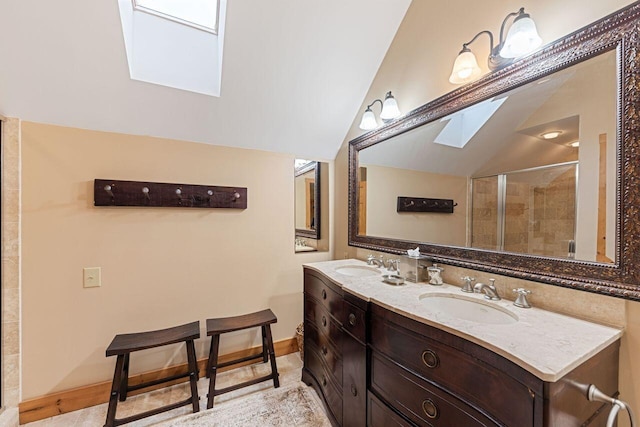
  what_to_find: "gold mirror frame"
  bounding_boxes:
[348,3,640,300]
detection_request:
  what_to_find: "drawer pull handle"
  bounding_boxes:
[348,313,357,326]
[322,376,327,387]
[421,349,439,368]
[322,316,327,327]
[422,399,439,419]
[351,384,358,397]
[321,289,327,300]
[322,346,328,356]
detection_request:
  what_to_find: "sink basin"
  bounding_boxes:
[335,265,380,277]
[419,294,518,325]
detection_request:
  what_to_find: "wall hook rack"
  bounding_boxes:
[94,179,247,209]
[397,196,457,213]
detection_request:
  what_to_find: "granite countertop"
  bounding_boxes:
[303,259,623,382]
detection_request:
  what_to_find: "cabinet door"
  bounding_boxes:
[342,335,366,427]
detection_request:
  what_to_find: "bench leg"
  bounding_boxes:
[185,340,200,413]
[261,326,269,363]
[207,334,220,409]
[104,355,125,427]
[119,353,130,402]
[264,325,280,388]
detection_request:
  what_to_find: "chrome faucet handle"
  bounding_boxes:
[513,288,532,308]
[461,276,475,293]
[488,278,501,300]
[386,259,400,272]
[367,254,385,267]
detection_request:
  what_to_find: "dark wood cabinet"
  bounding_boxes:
[302,267,620,427]
[302,269,367,427]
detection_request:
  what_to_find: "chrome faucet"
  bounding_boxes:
[367,254,385,268]
[473,278,501,300]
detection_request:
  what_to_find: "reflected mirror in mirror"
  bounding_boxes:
[295,159,326,252]
[357,50,616,263]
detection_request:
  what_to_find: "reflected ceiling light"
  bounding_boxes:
[541,131,562,139]
[359,91,401,130]
[569,141,580,147]
[449,7,542,85]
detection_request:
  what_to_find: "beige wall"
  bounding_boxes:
[364,165,467,245]
[335,0,639,424]
[1,118,21,426]
[20,122,333,399]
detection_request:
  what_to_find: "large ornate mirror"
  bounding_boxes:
[349,3,640,300]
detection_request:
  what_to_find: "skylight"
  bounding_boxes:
[434,97,507,149]
[119,0,226,96]
[133,0,219,33]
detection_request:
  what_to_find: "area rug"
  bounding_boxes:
[153,382,331,427]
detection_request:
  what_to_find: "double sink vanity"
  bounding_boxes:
[302,259,622,427]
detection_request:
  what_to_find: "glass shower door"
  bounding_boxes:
[504,163,577,258]
[471,162,578,258]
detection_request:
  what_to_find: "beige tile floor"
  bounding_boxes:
[27,353,326,427]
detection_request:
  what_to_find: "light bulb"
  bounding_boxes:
[500,14,542,58]
[359,108,378,130]
[380,93,401,120]
[449,49,482,84]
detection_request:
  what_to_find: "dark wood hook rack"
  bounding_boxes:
[397,196,457,213]
[94,179,247,209]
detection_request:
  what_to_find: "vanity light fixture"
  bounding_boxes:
[359,91,401,130]
[541,131,562,139]
[449,7,542,85]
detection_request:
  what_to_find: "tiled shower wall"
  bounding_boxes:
[1,117,21,426]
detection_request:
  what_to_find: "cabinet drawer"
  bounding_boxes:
[304,270,344,321]
[305,325,343,387]
[342,300,366,343]
[371,313,534,427]
[306,343,343,424]
[371,351,499,427]
[305,297,343,351]
[368,391,413,427]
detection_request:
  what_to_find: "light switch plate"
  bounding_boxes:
[83,267,101,288]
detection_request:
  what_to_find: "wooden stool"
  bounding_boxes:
[206,309,280,408]
[104,321,200,427]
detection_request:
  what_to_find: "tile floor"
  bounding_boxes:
[27,353,326,427]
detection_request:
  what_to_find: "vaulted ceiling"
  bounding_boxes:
[0,1,411,160]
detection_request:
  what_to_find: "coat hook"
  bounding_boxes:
[104,184,114,199]
[404,200,415,208]
[142,187,150,200]
[175,188,183,204]
[232,191,240,201]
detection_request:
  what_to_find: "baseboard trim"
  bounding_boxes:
[19,337,299,425]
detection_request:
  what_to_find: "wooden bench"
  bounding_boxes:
[104,321,200,427]
[206,309,280,408]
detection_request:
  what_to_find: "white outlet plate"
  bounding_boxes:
[83,267,101,288]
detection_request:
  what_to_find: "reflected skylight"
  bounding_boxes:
[133,0,219,33]
[434,97,507,149]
